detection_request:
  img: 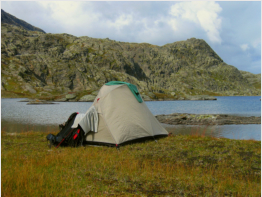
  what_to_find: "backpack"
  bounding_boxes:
[46,112,85,148]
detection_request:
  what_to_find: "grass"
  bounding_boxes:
[1,130,261,196]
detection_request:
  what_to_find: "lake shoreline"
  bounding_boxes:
[2,97,260,140]
[156,113,261,125]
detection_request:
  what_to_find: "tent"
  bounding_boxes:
[74,81,168,146]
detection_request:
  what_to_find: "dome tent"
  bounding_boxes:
[76,81,168,146]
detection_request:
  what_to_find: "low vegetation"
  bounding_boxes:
[1,130,260,196]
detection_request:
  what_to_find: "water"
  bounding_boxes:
[164,124,261,141]
[1,96,261,141]
[146,96,261,117]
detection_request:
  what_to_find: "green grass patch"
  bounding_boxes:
[252,81,261,90]
[1,131,260,196]
[154,92,174,100]
[1,90,30,98]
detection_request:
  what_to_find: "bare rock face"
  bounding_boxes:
[1,10,260,100]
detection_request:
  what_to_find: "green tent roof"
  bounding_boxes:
[105,81,143,103]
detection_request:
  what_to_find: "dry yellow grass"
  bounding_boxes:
[1,131,261,196]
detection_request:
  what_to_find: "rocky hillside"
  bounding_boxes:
[1,20,261,101]
[1,9,45,33]
[240,71,261,90]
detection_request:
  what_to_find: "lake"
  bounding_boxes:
[1,96,261,141]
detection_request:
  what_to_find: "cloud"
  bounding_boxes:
[1,1,260,74]
[251,39,261,49]
[37,1,95,29]
[37,2,141,38]
[240,44,249,51]
[107,14,133,32]
[38,1,84,21]
[169,1,222,44]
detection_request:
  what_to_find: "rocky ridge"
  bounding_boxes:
[1,11,261,101]
[1,9,45,33]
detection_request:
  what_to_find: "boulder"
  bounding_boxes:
[66,93,77,100]
[203,96,217,100]
[23,84,37,94]
[37,91,52,96]
[170,92,176,96]
[147,92,156,99]
[79,94,96,102]
[43,86,55,92]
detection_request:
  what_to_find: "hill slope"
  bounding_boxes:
[1,9,45,33]
[1,22,260,100]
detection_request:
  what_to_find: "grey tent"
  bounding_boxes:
[73,82,168,146]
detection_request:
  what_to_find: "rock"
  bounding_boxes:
[1,82,6,90]
[54,97,67,102]
[79,94,96,102]
[66,93,76,100]
[188,95,217,100]
[189,96,202,100]
[203,96,217,100]
[141,95,152,101]
[171,92,176,96]
[27,99,57,105]
[91,90,99,96]
[68,99,77,102]
[37,91,52,96]
[23,84,37,94]
[155,113,261,125]
[43,86,55,92]
[146,92,156,99]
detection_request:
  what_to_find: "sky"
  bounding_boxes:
[1,1,261,74]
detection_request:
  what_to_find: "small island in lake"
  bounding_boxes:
[156,113,261,125]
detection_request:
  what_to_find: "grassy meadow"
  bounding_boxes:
[1,130,261,196]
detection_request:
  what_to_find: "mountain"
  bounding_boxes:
[1,14,260,100]
[1,9,45,33]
